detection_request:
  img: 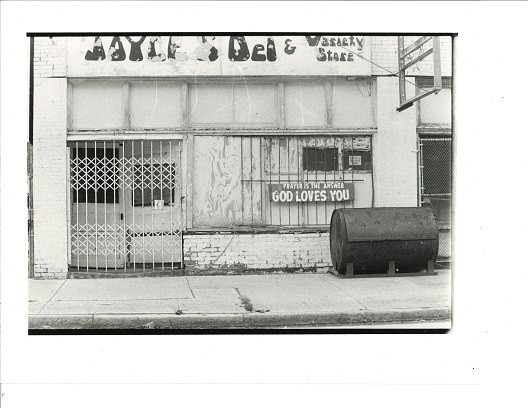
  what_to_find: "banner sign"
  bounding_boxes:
[270,181,353,203]
[67,35,371,77]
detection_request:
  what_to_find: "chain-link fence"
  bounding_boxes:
[419,136,452,258]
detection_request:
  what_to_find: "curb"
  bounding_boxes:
[28,307,451,330]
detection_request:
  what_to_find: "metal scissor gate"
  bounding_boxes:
[68,139,183,271]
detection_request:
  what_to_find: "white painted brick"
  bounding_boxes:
[33,78,68,276]
[371,35,452,77]
[184,233,331,271]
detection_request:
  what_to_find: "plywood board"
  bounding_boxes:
[193,136,243,227]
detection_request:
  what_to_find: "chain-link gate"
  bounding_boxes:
[68,139,183,271]
[419,136,452,258]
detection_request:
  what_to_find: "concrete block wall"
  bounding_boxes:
[184,232,332,273]
[32,37,69,278]
[371,36,453,77]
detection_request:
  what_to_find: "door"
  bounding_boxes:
[122,139,183,269]
[69,141,126,269]
[69,139,183,271]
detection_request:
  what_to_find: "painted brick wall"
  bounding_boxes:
[33,78,68,277]
[371,36,453,77]
[33,37,67,81]
[29,35,451,279]
[33,37,69,278]
[184,232,332,273]
[373,76,418,207]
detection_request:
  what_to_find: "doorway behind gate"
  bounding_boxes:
[68,139,183,272]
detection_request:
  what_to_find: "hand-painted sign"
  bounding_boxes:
[270,181,353,203]
[68,35,371,77]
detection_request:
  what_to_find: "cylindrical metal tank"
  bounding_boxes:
[329,207,439,274]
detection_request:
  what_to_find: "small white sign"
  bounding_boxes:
[154,199,164,210]
[350,156,362,166]
[352,137,371,150]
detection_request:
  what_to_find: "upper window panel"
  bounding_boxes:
[331,80,375,128]
[284,82,326,127]
[189,83,234,125]
[71,82,123,130]
[130,82,183,129]
[234,84,277,125]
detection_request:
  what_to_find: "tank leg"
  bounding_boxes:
[427,259,434,274]
[388,261,396,275]
[345,263,354,277]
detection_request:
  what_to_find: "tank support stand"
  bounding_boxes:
[331,260,438,278]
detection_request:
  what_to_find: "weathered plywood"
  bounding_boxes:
[241,137,263,225]
[193,136,243,227]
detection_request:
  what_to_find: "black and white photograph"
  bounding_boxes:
[1,1,527,407]
[26,33,453,331]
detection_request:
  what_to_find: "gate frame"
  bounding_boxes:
[417,133,452,260]
[66,132,188,271]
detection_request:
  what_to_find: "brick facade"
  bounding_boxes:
[33,37,67,80]
[373,77,418,207]
[184,232,331,273]
[32,38,69,278]
[30,35,452,278]
[371,36,453,76]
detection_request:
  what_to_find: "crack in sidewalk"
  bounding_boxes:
[234,287,254,312]
[234,288,269,313]
[185,276,195,299]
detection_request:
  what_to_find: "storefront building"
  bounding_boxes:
[30,35,452,278]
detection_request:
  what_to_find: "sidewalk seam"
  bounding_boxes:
[37,279,68,314]
[317,274,370,311]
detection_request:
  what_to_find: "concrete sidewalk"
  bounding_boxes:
[28,270,451,330]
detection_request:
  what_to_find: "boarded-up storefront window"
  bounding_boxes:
[331,80,375,128]
[192,135,373,228]
[284,82,326,127]
[192,136,243,227]
[189,83,278,126]
[130,82,183,129]
[234,84,277,124]
[189,84,234,125]
[71,82,124,130]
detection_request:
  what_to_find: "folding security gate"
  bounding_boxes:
[68,139,183,271]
